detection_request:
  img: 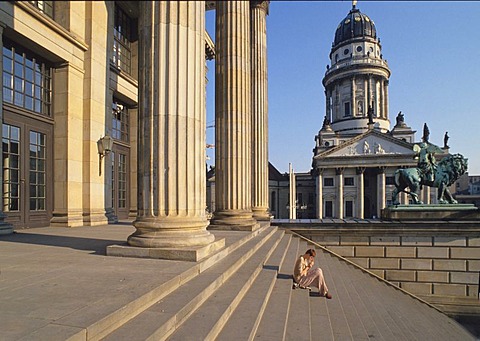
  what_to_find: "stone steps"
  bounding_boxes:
[102,228,476,341]
[103,225,281,341]
[97,224,272,341]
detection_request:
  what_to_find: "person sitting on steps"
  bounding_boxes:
[293,248,332,299]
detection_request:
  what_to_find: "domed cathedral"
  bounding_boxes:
[312,2,444,219]
[324,2,390,134]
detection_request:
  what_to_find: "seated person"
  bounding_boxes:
[293,248,332,299]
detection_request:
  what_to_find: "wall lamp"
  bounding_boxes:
[97,135,113,176]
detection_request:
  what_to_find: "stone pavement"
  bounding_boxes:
[0,222,477,340]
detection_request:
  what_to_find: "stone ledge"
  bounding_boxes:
[382,204,480,221]
[106,238,225,262]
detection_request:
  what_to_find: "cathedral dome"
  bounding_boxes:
[334,6,376,47]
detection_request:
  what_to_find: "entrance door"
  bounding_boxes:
[2,117,53,228]
[111,143,130,220]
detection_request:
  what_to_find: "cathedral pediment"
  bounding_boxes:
[315,130,414,160]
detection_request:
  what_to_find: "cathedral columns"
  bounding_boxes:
[377,167,386,218]
[356,167,365,219]
[316,169,323,219]
[251,1,270,221]
[336,168,344,219]
[384,80,389,120]
[351,76,356,116]
[128,1,216,249]
[210,0,258,230]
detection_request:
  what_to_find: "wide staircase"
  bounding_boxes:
[102,224,475,341]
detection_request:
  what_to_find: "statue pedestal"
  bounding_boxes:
[382,204,479,221]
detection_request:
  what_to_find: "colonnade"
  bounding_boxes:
[316,166,420,220]
[128,1,270,252]
[325,75,389,121]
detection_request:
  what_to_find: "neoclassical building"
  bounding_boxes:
[312,3,448,219]
[0,1,271,258]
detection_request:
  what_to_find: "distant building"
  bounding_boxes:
[311,3,452,219]
[454,173,480,207]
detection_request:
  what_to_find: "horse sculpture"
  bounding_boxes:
[392,153,468,205]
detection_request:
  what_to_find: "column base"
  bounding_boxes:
[209,210,260,231]
[252,207,272,221]
[50,210,84,227]
[82,210,109,226]
[128,216,215,248]
[107,238,225,262]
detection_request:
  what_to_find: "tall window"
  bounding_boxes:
[29,1,53,18]
[29,131,46,211]
[2,124,20,212]
[113,4,133,74]
[112,101,129,142]
[345,200,353,217]
[344,102,351,117]
[325,201,333,218]
[3,41,52,117]
[117,154,127,209]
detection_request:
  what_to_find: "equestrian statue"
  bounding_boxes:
[392,141,468,205]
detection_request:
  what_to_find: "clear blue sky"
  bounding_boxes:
[205,1,480,175]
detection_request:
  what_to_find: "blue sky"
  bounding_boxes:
[205,1,480,175]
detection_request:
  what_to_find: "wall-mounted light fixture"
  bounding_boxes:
[97,135,113,176]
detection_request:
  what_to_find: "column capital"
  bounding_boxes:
[250,1,270,15]
[377,166,386,174]
[356,167,366,175]
[335,167,345,175]
[311,167,325,176]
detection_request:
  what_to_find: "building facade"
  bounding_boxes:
[0,1,271,255]
[312,3,450,219]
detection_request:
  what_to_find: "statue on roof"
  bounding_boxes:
[395,111,405,127]
[444,132,450,149]
[422,123,430,143]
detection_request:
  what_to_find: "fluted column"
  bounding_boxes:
[356,167,365,219]
[251,1,270,221]
[128,1,215,248]
[210,0,257,230]
[336,168,344,219]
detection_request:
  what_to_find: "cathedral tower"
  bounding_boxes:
[323,2,391,135]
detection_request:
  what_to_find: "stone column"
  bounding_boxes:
[289,163,296,220]
[325,90,330,119]
[251,1,270,221]
[367,75,372,112]
[210,0,257,230]
[128,1,215,249]
[384,80,389,120]
[316,169,323,219]
[351,76,356,116]
[356,167,365,219]
[0,23,13,234]
[336,168,344,219]
[377,167,386,218]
